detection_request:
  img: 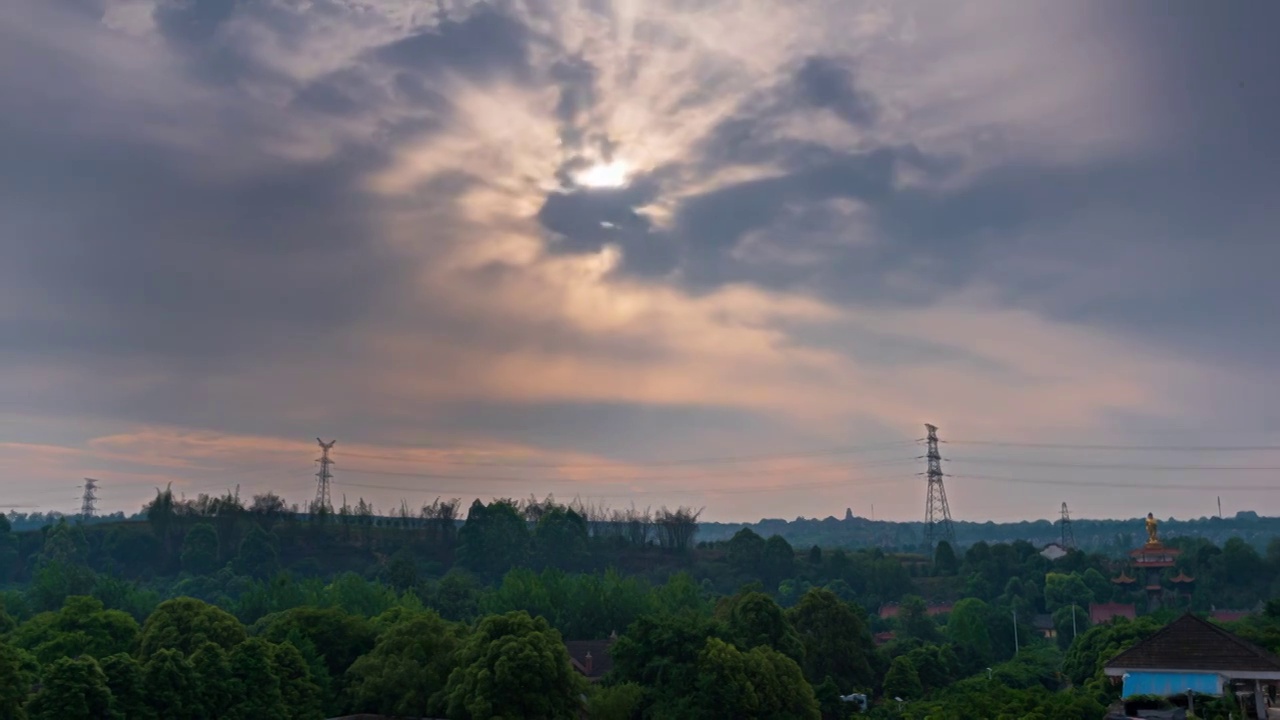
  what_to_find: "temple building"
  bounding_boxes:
[1113,513,1182,611]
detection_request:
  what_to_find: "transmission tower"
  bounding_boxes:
[314,438,336,513]
[1060,502,1076,550]
[80,478,99,519]
[923,424,955,548]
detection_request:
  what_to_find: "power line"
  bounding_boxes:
[951,473,1280,492]
[945,456,1280,471]
[339,456,917,484]
[330,473,915,498]
[947,440,1280,452]
[338,439,918,469]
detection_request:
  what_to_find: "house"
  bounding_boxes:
[1210,609,1253,623]
[877,602,954,620]
[873,631,896,646]
[1103,612,1280,719]
[1040,543,1069,561]
[1032,614,1056,639]
[565,633,617,683]
[1090,602,1137,625]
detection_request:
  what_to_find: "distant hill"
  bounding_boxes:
[698,510,1280,555]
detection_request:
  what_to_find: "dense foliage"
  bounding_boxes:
[1,491,1278,718]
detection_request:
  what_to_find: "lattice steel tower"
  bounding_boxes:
[1060,502,1076,550]
[80,478,99,519]
[923,424,955,547]
[315,438,336,513]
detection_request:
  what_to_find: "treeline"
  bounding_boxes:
[3,491,1280,717]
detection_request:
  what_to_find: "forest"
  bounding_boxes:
[2,489,1280,719]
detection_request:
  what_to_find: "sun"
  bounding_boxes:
[574,160,630,188]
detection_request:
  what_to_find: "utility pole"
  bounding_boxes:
[1060,502,1076,550]
[315,438,336,514]
[1072,604,1078,639]
[80,478,99,519]
[923,424,955,548]
[1013,609,1019,656]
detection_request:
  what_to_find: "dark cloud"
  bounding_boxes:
[373,6,534,83]
[793,55,877,127]
[153,0,237,46]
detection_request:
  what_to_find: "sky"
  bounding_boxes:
[2,0,1279,524]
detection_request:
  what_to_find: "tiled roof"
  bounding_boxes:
[565,640,614,679]
[1105,613,1280,673]
[1090,602,1137,624]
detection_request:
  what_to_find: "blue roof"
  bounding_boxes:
[1122,671,1223,698]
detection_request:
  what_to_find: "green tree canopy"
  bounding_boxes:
[883,655,923,700]
[345,611,463,718]
[10,596,139,665]
[947,597,995,670]
[181,523,221,576]
[694,637,820,720]
[231,526,279,580]
[99,653,151,720]
[26,656,113,720]
[787,588,877,692]
[0,640,35,720]
[456,500,531,575]
[718,591,804,663]
[138,597,246,661]
[445,611,584,720]
[254,606,377,682]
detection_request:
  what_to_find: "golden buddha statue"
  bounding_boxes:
[1145,512,1159,546]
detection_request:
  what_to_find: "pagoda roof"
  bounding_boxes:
[1112,572,1137,584]
[1170,571,1195,583]
[1104,613,1280,676]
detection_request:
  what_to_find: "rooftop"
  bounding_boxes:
[1105,613,1280,675]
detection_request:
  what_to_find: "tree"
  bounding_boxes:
[896,595,942,644]
[142,648,198,719]
[232,526,279,580]
[726,528,766,577]
[1043,573,1093,612]
[534,507,589,570]
[946,598,995,671]
[181,524,221,576]
[694,637,820,720]
[189,642,233,720]
[99,654,152,720]
[138,597,246,661]
[225,639,284,719]
[611,612,722,708]
[346,611,463,718]
[587,683,644,720]
[445,611,585,720]
[762,535,796,587]
[0,640,34,720]
[787,588,877,692]
[933,541,959,576]
[270,641,323,720]
[719,591,805,663]
[0,515,17,584]
[882,655,923,700]
[456,500,530,575]
[10,596,139,665]
[254,606,377,685]
[25,656,113,720]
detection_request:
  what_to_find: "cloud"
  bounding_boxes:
[2,0,1278,522]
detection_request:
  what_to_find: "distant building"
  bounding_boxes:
[1090,602,1138,625]
[1210,609,1254,623]
[565,634,616,683]
[878,602,954,620]
[1040,543,1069,561]
[1032,614,1057,639]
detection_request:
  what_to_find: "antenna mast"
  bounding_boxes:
[315,438,336,513]
[923,424,955,548]
[1060,502,1076,549]
[80,478,99,519]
